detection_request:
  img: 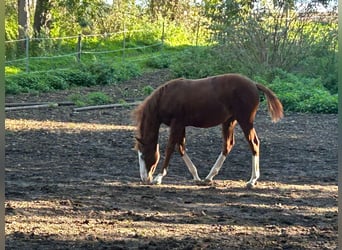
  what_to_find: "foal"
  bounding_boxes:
[133,74,283,188]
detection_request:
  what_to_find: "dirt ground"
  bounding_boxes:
[5,70,338,249]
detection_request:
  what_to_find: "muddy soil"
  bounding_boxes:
[5,70,338,249]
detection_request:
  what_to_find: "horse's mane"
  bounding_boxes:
[132,85,163,139]
[132,94,156,139]
[132,78,184,140]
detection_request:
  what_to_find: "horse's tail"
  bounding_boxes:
[256,83,284,123]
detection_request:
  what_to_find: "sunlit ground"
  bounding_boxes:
[5,118,136,132]
[5,117,337,248]
[6,180,337,248]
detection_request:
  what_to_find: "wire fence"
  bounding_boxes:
[5,26,169,76]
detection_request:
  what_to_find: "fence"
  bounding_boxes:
[5,26,168,76]
[4,17,208,77]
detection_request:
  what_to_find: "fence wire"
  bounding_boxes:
[5,28,166,76]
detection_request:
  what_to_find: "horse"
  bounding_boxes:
[132,73,283,188]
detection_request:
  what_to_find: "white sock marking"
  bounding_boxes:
[247,155,260,186]
[205,153,226,181]
[138,151,148,182]
[153,168,167,184]
[153,173,164,184]
[182,152,201,181]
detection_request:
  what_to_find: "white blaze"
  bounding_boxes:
[138,151,148,182]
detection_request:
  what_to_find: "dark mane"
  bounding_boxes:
[132,78,184,139]
[132,78,185,140]
[131,84,162,140]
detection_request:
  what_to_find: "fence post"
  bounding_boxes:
[25,36,29,72]
[122,13,126,62]
[77,34,82,63]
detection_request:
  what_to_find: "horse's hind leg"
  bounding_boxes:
[178,137,201,182]
[205,119,237,182]
[240,123,260,188]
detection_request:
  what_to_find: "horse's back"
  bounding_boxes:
[156,74,260,127]
[213,74,260,109]
[162,74,257,95]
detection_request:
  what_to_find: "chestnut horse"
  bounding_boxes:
[132,74,283,188]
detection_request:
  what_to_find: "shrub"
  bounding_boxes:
[69,92,113,107]
[142,85,154,95]
[69,94,86,107]
[299,92,337,114]
[263,71,337,114]
[42,74,69,90]
[84,62,116,85]
[170,46,232,78]
[54,69,96,87]
[5,78,23,94]
[5,69,99,95]
[145,55,171,69]
[113,62,141,82]
[86,92,113,105]
[5,74,51,94]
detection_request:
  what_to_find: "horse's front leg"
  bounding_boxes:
[152,141,174,184]
[152,122,183,184]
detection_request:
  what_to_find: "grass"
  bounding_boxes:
[5,37,337,114]
[69,92,113,107]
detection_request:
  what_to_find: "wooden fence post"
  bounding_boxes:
[77,34,82,63]
[25,36,29,72]
[122,13,126,62]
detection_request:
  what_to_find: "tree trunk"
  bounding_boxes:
[33,0,52,36]
[17,0,29,39]
[17,0,29,52]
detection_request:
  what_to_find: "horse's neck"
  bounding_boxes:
[141,113,160,144]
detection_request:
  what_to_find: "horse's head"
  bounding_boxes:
[135,138,160,184]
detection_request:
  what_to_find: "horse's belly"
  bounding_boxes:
[186,117,226,128]
[160,96,231,128]
[184,108,231,128]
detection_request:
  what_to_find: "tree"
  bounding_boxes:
[17,0,30,52]
[205,0,337,76]
[17,0,29,39]
[33,0,53,36]
[147,0,191,22]
[50,0,109,35]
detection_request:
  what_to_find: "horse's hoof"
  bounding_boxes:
[194,180,203,185]
[152,174,164,185]
[246,182,256,189]
[195,179,212,186]
[152,180,162,185]
[140,180,153,185]
[203,179,213,185]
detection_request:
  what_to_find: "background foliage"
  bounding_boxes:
[5,0,338,113]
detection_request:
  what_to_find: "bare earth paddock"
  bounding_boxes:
[5,71,338,249]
